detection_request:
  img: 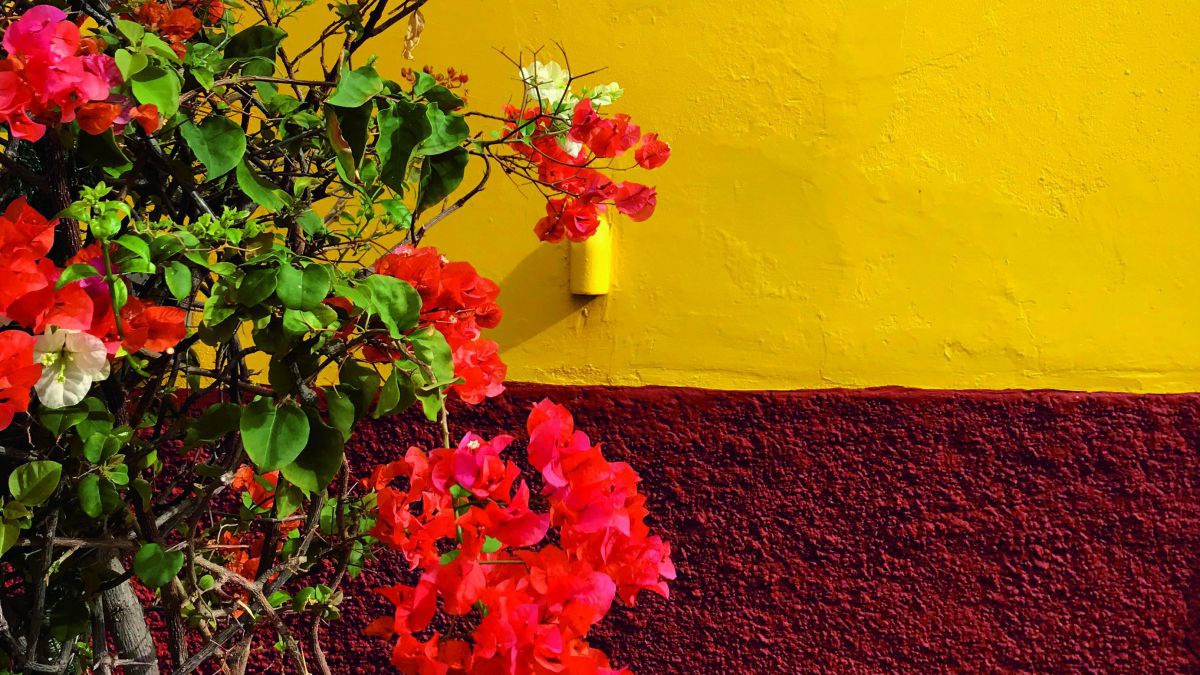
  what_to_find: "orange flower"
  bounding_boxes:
[75,101,121,135]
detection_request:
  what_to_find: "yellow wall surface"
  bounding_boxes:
[301,1,1200,392]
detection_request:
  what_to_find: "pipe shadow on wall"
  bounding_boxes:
[491,242,598,352]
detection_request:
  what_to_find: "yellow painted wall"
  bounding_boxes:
[301,1,1200,392]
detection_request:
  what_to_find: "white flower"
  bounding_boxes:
[557,135,584,157]
[586,82,624,107]
[520,61,574,109]
[33,329,110,409]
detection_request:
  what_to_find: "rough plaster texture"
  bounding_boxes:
[305,383,1200,672]
[289,0,1200,392]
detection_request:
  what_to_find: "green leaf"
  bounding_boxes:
[9,461,62,506]
[327,64,383,107]
[281,308,320,337]
[115,19,145,44]
[182,117,247,178]
[324,387,355,442]
[164,261,192,301]
[237,161,290,212]
[142,34,181,64]
[116,234,151,261]
[324,106,359,184]
[130,66,182,119]
[373,366,415,419]
[224,25,287,61]
[482,536,502,553]
[421,85,465,113]
[133,543,184,588]
[380,198,412,230]
[339,361,381,420]
[78,130,132,177]
[78,475,103,518]
[418,106,470,156]
[412,71,439,97]
[56,263,100,290]
[333,101,372,169]
[0,523,17,559]
[297,209,326,237]
[82,433,106,463]
[276,264,331,311]
[275,479,302,518]
[416,148,469,214]
[240,398,310,472]
[114,48,147,80]
[79,399,114,440]
[238,266,279,307]
[185,402,242,447]
[407,326,455,384]
[280,411,344,494]
[348,275,420,337]
[376,100,431,193]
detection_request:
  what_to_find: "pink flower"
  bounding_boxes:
[2,6,74,61]
[431,432,518,500]
[0,6,124,140]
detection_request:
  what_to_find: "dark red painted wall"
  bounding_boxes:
[324,384,1200,673]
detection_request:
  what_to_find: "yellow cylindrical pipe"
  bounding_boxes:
[569,216,612,295]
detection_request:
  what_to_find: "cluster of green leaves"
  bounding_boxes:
[0,0,492,670]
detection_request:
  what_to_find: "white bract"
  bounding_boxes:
[33,329,110,408]
[520,60,575,110]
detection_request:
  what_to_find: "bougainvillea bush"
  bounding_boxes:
[0,0,672,672]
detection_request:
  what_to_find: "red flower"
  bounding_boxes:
[634,132,671,170]
[366,401,672,674]
[0,6,122,141]
[613,182,657,222]
[120,300,187,354]
[478,482,550,548]
[0,330,42,430]
[6,282,96,333]
[452,338,506,404]
[232,465,278,509]
[534,197,601,243]
[75,101,121,135]
[430,432,518,499]
[374,246,506,404]
[569,99,640,158]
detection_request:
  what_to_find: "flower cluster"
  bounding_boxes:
[131,1,204,59]
[503,62,671,243]
[366,400,674,674]
[0,198,185,424]
[374,245,506,404]
[0,6,157,141]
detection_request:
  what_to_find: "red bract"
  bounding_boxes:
[133,1,203,58]
[634,133,671,170]
[613,183,657,222]
[501,95,667,243]
[534,197,601,243]
[570,100,640,159]
[374,245,507,404]
[366,401,673,674]
[0,201,187,356]
[0,331,42,430]
[232,465,279,509]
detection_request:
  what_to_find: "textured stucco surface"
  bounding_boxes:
[310,383,1200,672]
[288,0,1200,392]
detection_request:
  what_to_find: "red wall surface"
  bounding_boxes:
[323,384,1200,673]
